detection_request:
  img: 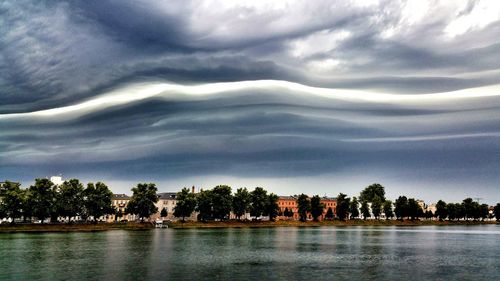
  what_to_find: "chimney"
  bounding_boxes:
[192,185,195,193]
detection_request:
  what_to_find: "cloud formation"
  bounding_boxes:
[1,0,500,202]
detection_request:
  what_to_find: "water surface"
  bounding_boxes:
[0,225,499,280]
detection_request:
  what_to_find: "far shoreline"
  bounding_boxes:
[0,220,497,233]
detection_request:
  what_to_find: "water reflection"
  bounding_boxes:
[0,226,499,280]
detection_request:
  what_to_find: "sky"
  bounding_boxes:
[1,0,500,204]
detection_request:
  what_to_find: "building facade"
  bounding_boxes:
[277,195,337,221]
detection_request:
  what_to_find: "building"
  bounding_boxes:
[321,197,337,220]
[50,176,64,186]
[278,196,299,220]
[277,195,337,221]
[108,194,136,222]
[150,187,198,221]
[150,192,179,221]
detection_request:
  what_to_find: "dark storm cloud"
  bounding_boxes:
[1,1,500,202]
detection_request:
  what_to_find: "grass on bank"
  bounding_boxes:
[0,219,496,232]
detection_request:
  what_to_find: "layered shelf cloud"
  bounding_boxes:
[1,1,500,202]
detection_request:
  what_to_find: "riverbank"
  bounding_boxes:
[0,222,154,233]
[168,219,498,229]
[0,220,497,233]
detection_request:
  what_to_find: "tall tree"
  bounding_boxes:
[494,203,500,222]
[28,179,56,223]
[174,187,197,221]
[336,193,350,220]
[211,185,232,220]
[125,183,159,222]
[360,201,370,220]
[160,207,168,218]
[285,207,294,220]
[196,189,213,221]
[462,198,474,220]
[232,188,250,220]
[446,202,457,220]
[310,195,325,221]
[84,182,115,222]
[479,204,489,221]
[359,183,386,203]
[265,193,280,221]
[250,187,268,219]
[394,196,409,220]
[56,179,84,222]
[296,193,311,222]
[371,196,382,219]
[0,181,26,223]
[383,200,394,220]
[349,196,359,219]
[408,198,420,220]
[435,200,448,221]
[325,207,334,220]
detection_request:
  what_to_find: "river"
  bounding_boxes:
[0,225,499,280]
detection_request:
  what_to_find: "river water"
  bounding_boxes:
[0,225,499,280]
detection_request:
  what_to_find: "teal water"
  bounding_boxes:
[0,226,499,280]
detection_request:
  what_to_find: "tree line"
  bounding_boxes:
[172,186,280,222]
[2,179,500,223]
[331,183,499,222]
[0,179,115,223]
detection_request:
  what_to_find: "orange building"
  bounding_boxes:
[278,195,337,221]
[278,196,300,220]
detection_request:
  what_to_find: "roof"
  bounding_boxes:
[112,194,130,200]
[157,192,177,200]
[278,195,297,200]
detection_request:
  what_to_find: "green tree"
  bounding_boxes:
[265,193,280,221]
[371,196,383,219]
[336,193,350,220]
[436,200,448,221]
[84,182,115,222]
[125,183,159,222]
[446,202,456,220]
[394,196,409,220]
[359,183,386,203]
[196,189,213,221]
[0,181,25,223]
[232,188,250,220]
[360,200,370,220]
[383,200,394,220]
[455,203,465,220]
[349,197,359,219]
[28,179,56,223]
[160,207,168,218]
[408,198,420,220]
[296,193,311,222]
[174,187,197,221]
[479,204,489,221]
[325,207,334,220]
[56,179,84,222]
[462,198,474,220]
[494,203,500,221]
[424,210,433,220]
[285,207,294,220]
[211,185,232,220]
[250,187,268,219]
[310,195,325,221]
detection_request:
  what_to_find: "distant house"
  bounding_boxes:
[50,176,64,186]
[277,195,337,221]
[108,194,136,222]
[150,188,198,221]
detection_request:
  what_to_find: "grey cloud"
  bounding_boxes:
[1,1,500,201]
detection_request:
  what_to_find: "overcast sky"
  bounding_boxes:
[1,0,499,204]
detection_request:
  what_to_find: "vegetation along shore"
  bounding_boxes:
[1,178,499,234]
